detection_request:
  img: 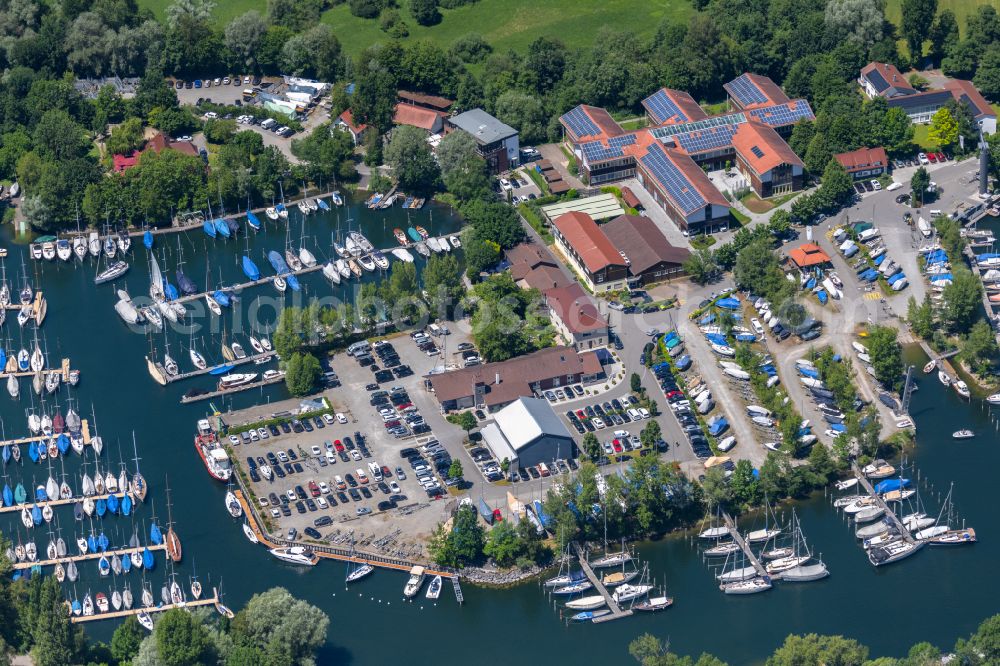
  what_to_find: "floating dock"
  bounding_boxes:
[172,263,325,305]
[0,357,74,381]
[721,511,771,578]
[2,291,46,325]
[70,588,219,624]
[146,352,276,386]
[234,490,457,579]
[0,418,91,448]
[570,543,632,623]
[0,487,123,517]
[12,542,166,571]
[851,462,914,545]
[179,375,284,403]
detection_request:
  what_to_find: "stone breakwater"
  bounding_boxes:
[462,564,544,587]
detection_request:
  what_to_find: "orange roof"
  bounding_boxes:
[732,121,803,175]
[338,109,368,133]
[393,103,443,131]
[552,211,625,274]
[788,243,831,268]
[544,283,607,334]
[834,146,888,173]
[112,152,139,172]
[942,79,995,119]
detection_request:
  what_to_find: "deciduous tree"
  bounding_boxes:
[928,106,958,147]
[384,124,440,193]
[900,0,937,60]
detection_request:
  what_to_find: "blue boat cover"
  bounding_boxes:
[874,478,911,494]
[143,230,153,249]
[716,297,740,310]
[887,272,906,284]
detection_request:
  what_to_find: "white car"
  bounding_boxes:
[258,496,269,507]
[316,497,328,509]
[629,434,642,449]
[310,445,322,457]
[638,408,651,419]
[286,489,296,501]
[499,178,512,191]
[918,152,929,164]
[336,413,348,424]
[319,482,330,494]
[214,77,222,85]
[592,417,606,429]
[886,181,902,191]
[270,508,281,518]
[204,111,218,119]
[322,413,334,424]
[751,318,765,335]
[325,451,336,464]
[257,427,268,440]
[603,442,613,455]
[389,481,401,493]
[613,429,629,439]
[228,435,239,445]
[627,408,641,421]
[871,180,881,191]
[350,450,362,461]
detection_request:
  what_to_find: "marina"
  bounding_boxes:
[146,351,277,386]
[178,374,285,403]
[10,540,168,570]
[70,588,220,624]
[569,543,632,623]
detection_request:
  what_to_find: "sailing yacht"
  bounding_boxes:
[190,348,207,370]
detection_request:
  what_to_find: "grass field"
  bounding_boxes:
[141,0,693,58]
[885,0,1000,38]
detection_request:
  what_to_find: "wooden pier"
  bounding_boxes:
[179,375,284,403]
[0,487,120,516]
[850,462,914,544]
[13,542,166,570]
[451,576,464,604]
[2,291,46,325]
[146,352,276,386]
[0,418,91,448]
[571,543,632,623]
[70,588,219,624]
[234,490,457,579]
[0,358,74,381]
[721,511,770,578]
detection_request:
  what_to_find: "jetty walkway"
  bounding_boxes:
[570,543,632,623]
[70,588,219,624]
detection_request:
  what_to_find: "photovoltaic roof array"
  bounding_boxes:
[579,133,637,163]
[561,106,601,139]
[675,125,739,153]
[650,113,746,139]
[639,144,705,214]
[643,90,690,125]
[750,146,765,158]
[747,102,814,127]
[865,68,888,93]
[727,75,769,107]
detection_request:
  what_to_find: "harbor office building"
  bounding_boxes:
[425,346,604,412]
[559,73,812,235]
[481,397,576,472]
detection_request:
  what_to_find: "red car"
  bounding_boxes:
[308,481,320,497]
[333,440,345,452]
[384,420,401,428]
[927,152,937,163]
[936,152,947,162]
[575,409,586,419]
[381,465,392,478]
[665,390,683,399]
[612,439,623,453]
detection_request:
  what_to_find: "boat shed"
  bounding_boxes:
[481,397,575,472]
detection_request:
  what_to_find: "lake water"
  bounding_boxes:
[0,204,995,664]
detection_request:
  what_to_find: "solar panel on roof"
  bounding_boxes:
[675,125,739,153]
[727,75,768,106]
[865,68,889,93]
[579,133,637,163]
[747,102,814,127]
[650,112,747,140]
[750,146,765,158]
[639,144,706,214]
[644,90,688,125]
[561,106,601,139]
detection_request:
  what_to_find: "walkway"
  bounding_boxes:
[721,511,769,577]
[571,543,631,623]
[851,462,913,544]
[70,588,219,624]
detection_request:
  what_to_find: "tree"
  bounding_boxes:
[448,458,463,479]
[701,466,732,509]
[279,24,342,81]
[410,0,440,25]
[482,519,521,567]
[820,158,854,207]
[729,459,762,507]
[639,420,661,448]
[423,253,465,318]
[450,505,484,564]
[225,11,268,70]
[683,248,718,285]
[824,0,885,48]
[582,432,601,462]
[153,608,212,666]
[461,199,525,248]
[928,107,958,148]
[767,634,869,666]
[463,232,501,278]
[941,269,983,332]
[384,125,440,193]
[901,0,937,60]
[291,124,355,184]
[907,295,935,338]
[493,90,548,144]
[285,352,321,396]
[436,130,489,201]
[911,166,930,206]
[962,320,998,375]
[630,372,642,393]
[65,11,113,76]
[105,117,144,156]
[866,325,904,390]
[974,46,1000,101]
[111,616,145,665]
[929,10,960,64]
[26,576,78,666]
[267,0,325,31]
[33,109,87,161]
[449,411,476,432]
[230,587,329,666]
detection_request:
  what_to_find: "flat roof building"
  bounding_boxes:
[447,108,520,175]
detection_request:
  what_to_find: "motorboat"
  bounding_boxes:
[952,380,970,399]
[633,595,673,612]
[332,191,343,206]
[73,236,87,260]
[274,276,286,292]
[611,583,652,603]
[219,373,257,390]
[425,574,442,599]
[265,207,279,220]
[835,478,858,491]
[56,239,72,261]
[372,250,389,269]
[450,235,461,248]
[414,241,430,257]
[335,259,351,279]
[938,370,951,386]
[394,228,408,245]
[862,460,896,479]
[952,429,974,439]
[358,255,376,272]
[391,248,414,263]
[231,342,247,360]
[403,565,425,597]
[322,262,342,285]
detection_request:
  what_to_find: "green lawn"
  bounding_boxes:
[912,124,938,150]
[885,0,1000,38]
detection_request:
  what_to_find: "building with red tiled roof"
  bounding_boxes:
[731,121,804,197]
[725,73,791,110]
[397,90,453,112]
[506,242,558,281]
[334,109,369,146]
[788,243,831,269]
[426,346,605,412]
[834,147,889,180]
[392,103,445,133]
[551,212,628,292]
[603,214,690,285]
[112,132,198,172]
[558,74,813,235]
[858,63,996,133]
[543,282,608,350]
